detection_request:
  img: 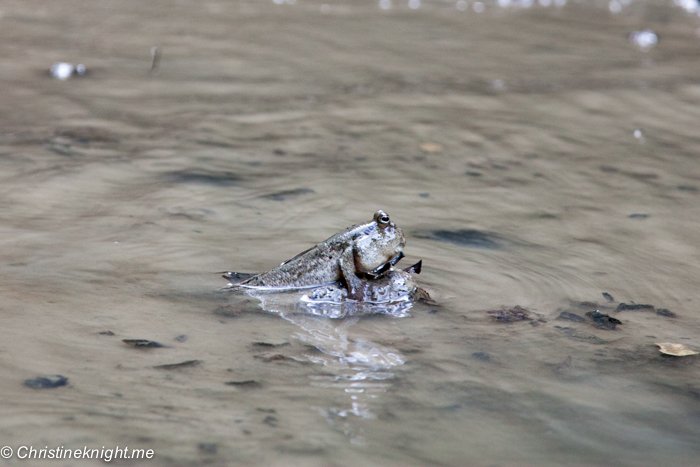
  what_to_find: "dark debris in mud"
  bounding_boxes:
[24,375,68,389]
[225,380,262,389]
[260,188,315,201]
[487,306,531,323]
[656,308,677,318]
[414,229,501,249]
[602,292,614,302]
[251,341,290,349]
[557,311,587,323]
[616,302,654,311]
[585,310,622,330]
[56,126,117,144]
[122,339,167,348]
[548,355,572,373]
[262,415,279,427]
[165,170,240,187]
[153,360,201,370]
[99,330,115,336]
[253,353,309,364]
[554,326,609,345]
[472,352,491,362]
[213,300,259,318]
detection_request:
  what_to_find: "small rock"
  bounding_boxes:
[472,352,490,362]
[557,311,586,323]
[602,292,614,302]
[262,415,279,427]
[616,303,654,312]
[24,375,68,389]
[122,339,166,348]
[585,310,621,330]
[656,308,676,318]
[225,380,262,389]
[99,331,115,336]
[487,306,530,323]
[251,341,290,349]
[153,360,201,370]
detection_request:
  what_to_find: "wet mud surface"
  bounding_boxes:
[2,0,700,466]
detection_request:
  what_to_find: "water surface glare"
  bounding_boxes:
[1,0,700,466]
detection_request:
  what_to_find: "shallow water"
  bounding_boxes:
[2,0,700,465]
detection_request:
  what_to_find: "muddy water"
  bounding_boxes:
[2,0,700,465]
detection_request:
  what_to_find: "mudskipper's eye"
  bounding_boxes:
[374,210,390,226]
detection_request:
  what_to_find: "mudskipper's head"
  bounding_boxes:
[353,210,405,273]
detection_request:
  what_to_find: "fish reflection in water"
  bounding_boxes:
[242,287,409,433]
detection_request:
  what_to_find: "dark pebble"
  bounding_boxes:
[585,310,622,330]
[153,360,201,370]
[616,303,654,312]
[262,416,279,427]
[99,330,115,336]
[252,342,290,348]
[656,308,677,318]
[24,375,68,389]
[465,171,482,177]
[677,185,698,192]
[557,311,586,323]
[602,292,614,302]
[419,193,430,198]
[122,339,166,348]
[628,214,649,219]
[472,352,491,362]
[225,380,262,389]
[174,334,187,342]
[273,149,286,156]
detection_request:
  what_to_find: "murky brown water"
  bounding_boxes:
[2,0,700,465]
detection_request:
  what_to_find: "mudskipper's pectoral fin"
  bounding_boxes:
[339,247,365,301]
[403,260,422,274]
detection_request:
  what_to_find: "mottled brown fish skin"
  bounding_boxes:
[241,210,404,289]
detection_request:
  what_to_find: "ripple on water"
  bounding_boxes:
[413,229,502,249]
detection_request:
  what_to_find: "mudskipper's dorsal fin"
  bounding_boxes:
[279,245,315,266]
